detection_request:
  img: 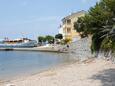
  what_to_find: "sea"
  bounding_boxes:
[0,51,75,81]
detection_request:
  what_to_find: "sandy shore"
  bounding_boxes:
[1,58,115,86]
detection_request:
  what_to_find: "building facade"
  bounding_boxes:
[59,10,86,42]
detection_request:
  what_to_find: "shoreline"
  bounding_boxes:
[1,58,115,86]
[0,58,78,85]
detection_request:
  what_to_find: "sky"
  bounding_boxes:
[0,0,99,39]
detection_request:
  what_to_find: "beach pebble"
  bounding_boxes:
[6,84,16,86]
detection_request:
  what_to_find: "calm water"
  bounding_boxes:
[0,51,74,81]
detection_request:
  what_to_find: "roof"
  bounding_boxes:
[62,10,86,21]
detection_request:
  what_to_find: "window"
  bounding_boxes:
[67,19,71,24]
[67,28,71,33]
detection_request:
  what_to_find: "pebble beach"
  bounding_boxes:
[1,58,115,86]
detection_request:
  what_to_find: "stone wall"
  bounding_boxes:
[68,37,115,62]
[68,37,93,61]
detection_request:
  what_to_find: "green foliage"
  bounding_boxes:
[101,37,112,51]
[55,34,63,39]
[74,15,92,37]
[38,36,46,43]
[38,35,54,44]
[74,0,115,54]
[91,33,104,53]
[45,35,54,44]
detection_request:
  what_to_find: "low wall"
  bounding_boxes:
[69,37,93,61]
[69,37,115,62]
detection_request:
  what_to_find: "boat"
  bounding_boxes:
[0,38,37,48]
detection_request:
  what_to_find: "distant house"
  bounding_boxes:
[59,10,86,42]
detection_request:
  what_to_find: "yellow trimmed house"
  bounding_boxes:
[59,10,85,42]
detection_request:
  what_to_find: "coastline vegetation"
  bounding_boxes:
[38,35,54,45]
[38,34,71,45]
[55,34,63,40]
[74,0,115,56]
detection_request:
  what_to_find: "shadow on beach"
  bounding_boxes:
[90,68,115,86]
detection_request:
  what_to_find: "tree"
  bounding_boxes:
[74,0,115,55]
[74,15,91,38]
[45,35,54,44]
[38,36,46,44]
[55,34,63,40]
